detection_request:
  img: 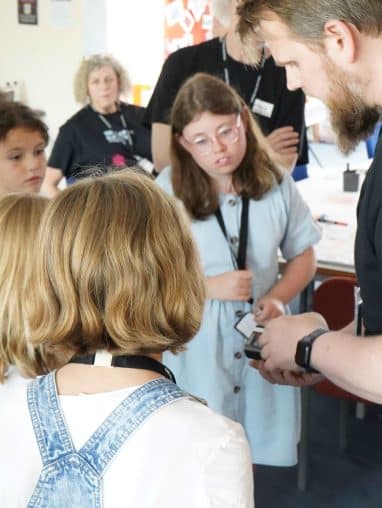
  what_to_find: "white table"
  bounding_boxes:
[296,166,367,276]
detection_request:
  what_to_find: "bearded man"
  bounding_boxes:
[237,0,382,402]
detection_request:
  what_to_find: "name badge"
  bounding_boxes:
[252,99,274,118]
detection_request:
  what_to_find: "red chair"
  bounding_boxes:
[312,276,369,422]
[298,276,371,490]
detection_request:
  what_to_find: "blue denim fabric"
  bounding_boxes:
[27,372,189,507]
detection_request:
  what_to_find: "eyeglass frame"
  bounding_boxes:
[179,113,243,155]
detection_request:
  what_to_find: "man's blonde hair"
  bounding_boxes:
[74,54,131,104]
[26,170,205,361]
[237,0,382,46]
[0,193,49,383]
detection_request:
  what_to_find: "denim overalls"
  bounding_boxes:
[26,372,191,507]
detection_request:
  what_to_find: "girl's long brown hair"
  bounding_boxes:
[170,72,283,220]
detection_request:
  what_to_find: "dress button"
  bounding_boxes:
[230,236,239,245]
[234,386,241,394]
[234,352,242,359]
[228,198,237,206]
[235,309,244,318]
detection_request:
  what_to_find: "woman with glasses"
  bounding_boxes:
[156,73,321,468]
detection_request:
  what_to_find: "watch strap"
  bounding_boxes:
[295,327,328,373]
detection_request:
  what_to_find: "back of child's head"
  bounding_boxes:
[0,193,49,383]
[26,169,205,362]
[0,100,49,145]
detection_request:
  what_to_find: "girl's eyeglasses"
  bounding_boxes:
[181,114,242,155]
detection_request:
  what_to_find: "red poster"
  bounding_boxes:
[164,0,212,56]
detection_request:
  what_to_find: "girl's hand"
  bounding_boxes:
[206,270,252,301]
[254,295,285,324]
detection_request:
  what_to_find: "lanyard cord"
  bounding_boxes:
[215,196,249,270]
[221,36,266,110]
[70,353,176,383]
[98,111,127,130]
[215,196,254,305]
[90,104,133,146]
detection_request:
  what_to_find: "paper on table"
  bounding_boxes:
[297,169,360,270]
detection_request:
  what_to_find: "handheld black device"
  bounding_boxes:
[234,311,264,360]
[244,331,264,360]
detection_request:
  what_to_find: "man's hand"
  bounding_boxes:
[206,270,253,301]
[250,359,324,387]
[257,313,328,371]
[267,126,300,170]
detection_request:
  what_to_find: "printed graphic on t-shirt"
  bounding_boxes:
[103,128,133,146]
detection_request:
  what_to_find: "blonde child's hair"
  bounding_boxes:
[26,170,205,361]
[0,193,49,382]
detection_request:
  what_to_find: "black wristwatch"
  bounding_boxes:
[295,328,328,373]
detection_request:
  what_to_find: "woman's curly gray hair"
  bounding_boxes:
[73,54,132,104]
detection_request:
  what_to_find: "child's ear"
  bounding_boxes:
[177,134,188,151]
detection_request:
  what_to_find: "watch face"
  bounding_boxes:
[295,341,308,369]
[295,328,327,373]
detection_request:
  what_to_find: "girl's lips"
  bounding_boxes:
[25,176,43,183]
[215,157,230,165]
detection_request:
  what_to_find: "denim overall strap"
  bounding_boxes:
[79,378,189,475]
[27,371,75,465]
[27,374,192,508]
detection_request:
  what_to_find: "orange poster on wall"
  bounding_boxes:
[164,0,212,56]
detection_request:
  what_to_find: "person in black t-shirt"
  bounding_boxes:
[236,0,382,403]
[43,54,152,197]
[144,0,308,175]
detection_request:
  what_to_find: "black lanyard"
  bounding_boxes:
[215,196,253,304]
[70,354,176,383]
[215,196,249,270]
[221,36,266,110]
[90,104,134,146]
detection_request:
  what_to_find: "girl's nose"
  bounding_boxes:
[211,135,226,153]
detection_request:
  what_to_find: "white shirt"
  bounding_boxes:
[0,373,254,508]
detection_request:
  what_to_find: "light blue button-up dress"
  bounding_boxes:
[157,167,321,465]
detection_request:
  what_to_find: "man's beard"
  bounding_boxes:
[324,58,381,155]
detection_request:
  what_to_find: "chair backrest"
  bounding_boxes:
[312,276,366,402]
[313,276,357,331]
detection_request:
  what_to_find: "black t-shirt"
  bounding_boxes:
[144,37,308,165]
[355,135,382,334]
[48,103,152,179]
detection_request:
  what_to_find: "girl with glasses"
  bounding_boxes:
[156,72,321,468]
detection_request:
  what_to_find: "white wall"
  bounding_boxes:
[0,0,107,145]
[0,0,165,144]
[106,0,165,105]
